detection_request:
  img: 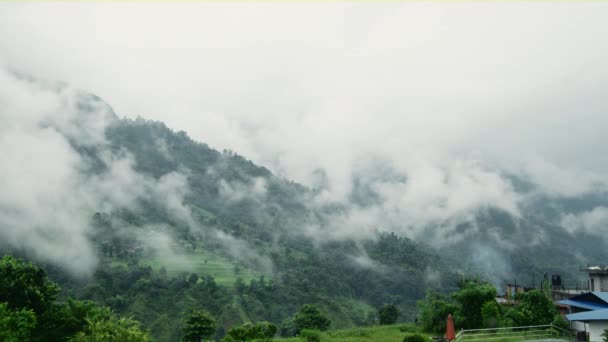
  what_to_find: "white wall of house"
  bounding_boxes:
[572,320,587,333]
[588,321,608,341]
[589,274,608,291]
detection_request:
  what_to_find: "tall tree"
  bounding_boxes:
[69,312,150,342]
[0,255,59,315]
[417,291,458,333]
[452,280,496,329]
[294,304,331,332]
[506,290,556,326]
[182,310,216,342]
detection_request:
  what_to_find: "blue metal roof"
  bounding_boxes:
[558,299,608,311]
[565,292,608,305]
[591,292,608,303]
[567,308,608,321]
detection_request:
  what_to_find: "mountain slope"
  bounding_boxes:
[3,72,608,340]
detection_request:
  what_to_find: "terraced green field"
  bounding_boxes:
[109,249,265,286]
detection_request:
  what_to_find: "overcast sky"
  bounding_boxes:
[2,2,608,199]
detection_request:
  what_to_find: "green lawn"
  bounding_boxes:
[268,325,569,342]
[272,324,433,342]
[108,249,265,286]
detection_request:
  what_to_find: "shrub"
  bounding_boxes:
[226,321,278,341]
[378,304,400,325]
[300,329,321,342]
[512,290,557,326]
[402,333,427,342]
[417,292,459,333]
[226,326,249,341]
[255,321,277,338]
[481,300,501,328]
[279,317,297,337]
[294,305,330,332]
[552,314,569,330]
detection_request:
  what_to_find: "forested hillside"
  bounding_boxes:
[65,118,455,340]
[43,116,608,340]
[3,78,608,341]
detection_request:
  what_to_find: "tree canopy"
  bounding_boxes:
[294,305,331,333]
[69,312,150,342]
[182,310,217,342]
[0,303,37,342]
[503,290,557,326]
[0,255,149,342]
[452,280,497,329]
[378,304,400,325]
[0,255,59,315]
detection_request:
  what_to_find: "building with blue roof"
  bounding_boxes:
[559,299,608,311]
[560,292,608,341]
[567,308,608,321]
[559,292,608,312]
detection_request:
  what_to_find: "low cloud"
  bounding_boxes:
[218,177,267,203]
[561,207,608,236]
[2,2,608,282]
[303,158,522,247]
[212,230,274,274]
[0,69,194,275]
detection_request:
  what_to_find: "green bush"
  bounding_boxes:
[378,304,400,325]
[226,321,277,341]
[402,333,427,342]
[279,317,297,337]
[417,292,459,333]
[481,300,502,328]
[300,329,321,342]
[226,326,249,341]
[294,305,331,332]
[505,290,557,326]
[552,314,569,330]
[255,321,277,338]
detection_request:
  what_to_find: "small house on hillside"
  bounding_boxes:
[560,292,608,341]
[567,309,608,342]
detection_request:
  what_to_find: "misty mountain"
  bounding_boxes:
[97,98,608,287]
[3,71,608,340]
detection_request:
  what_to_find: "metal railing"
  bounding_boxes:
[454,324,575,342]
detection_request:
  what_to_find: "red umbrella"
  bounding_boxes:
[445,314,455,341]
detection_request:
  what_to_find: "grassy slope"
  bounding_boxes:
[269,325,569,342]
[272,324,433,342]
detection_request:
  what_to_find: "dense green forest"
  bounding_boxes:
[0,253,565,342]
[3,107,608,340]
